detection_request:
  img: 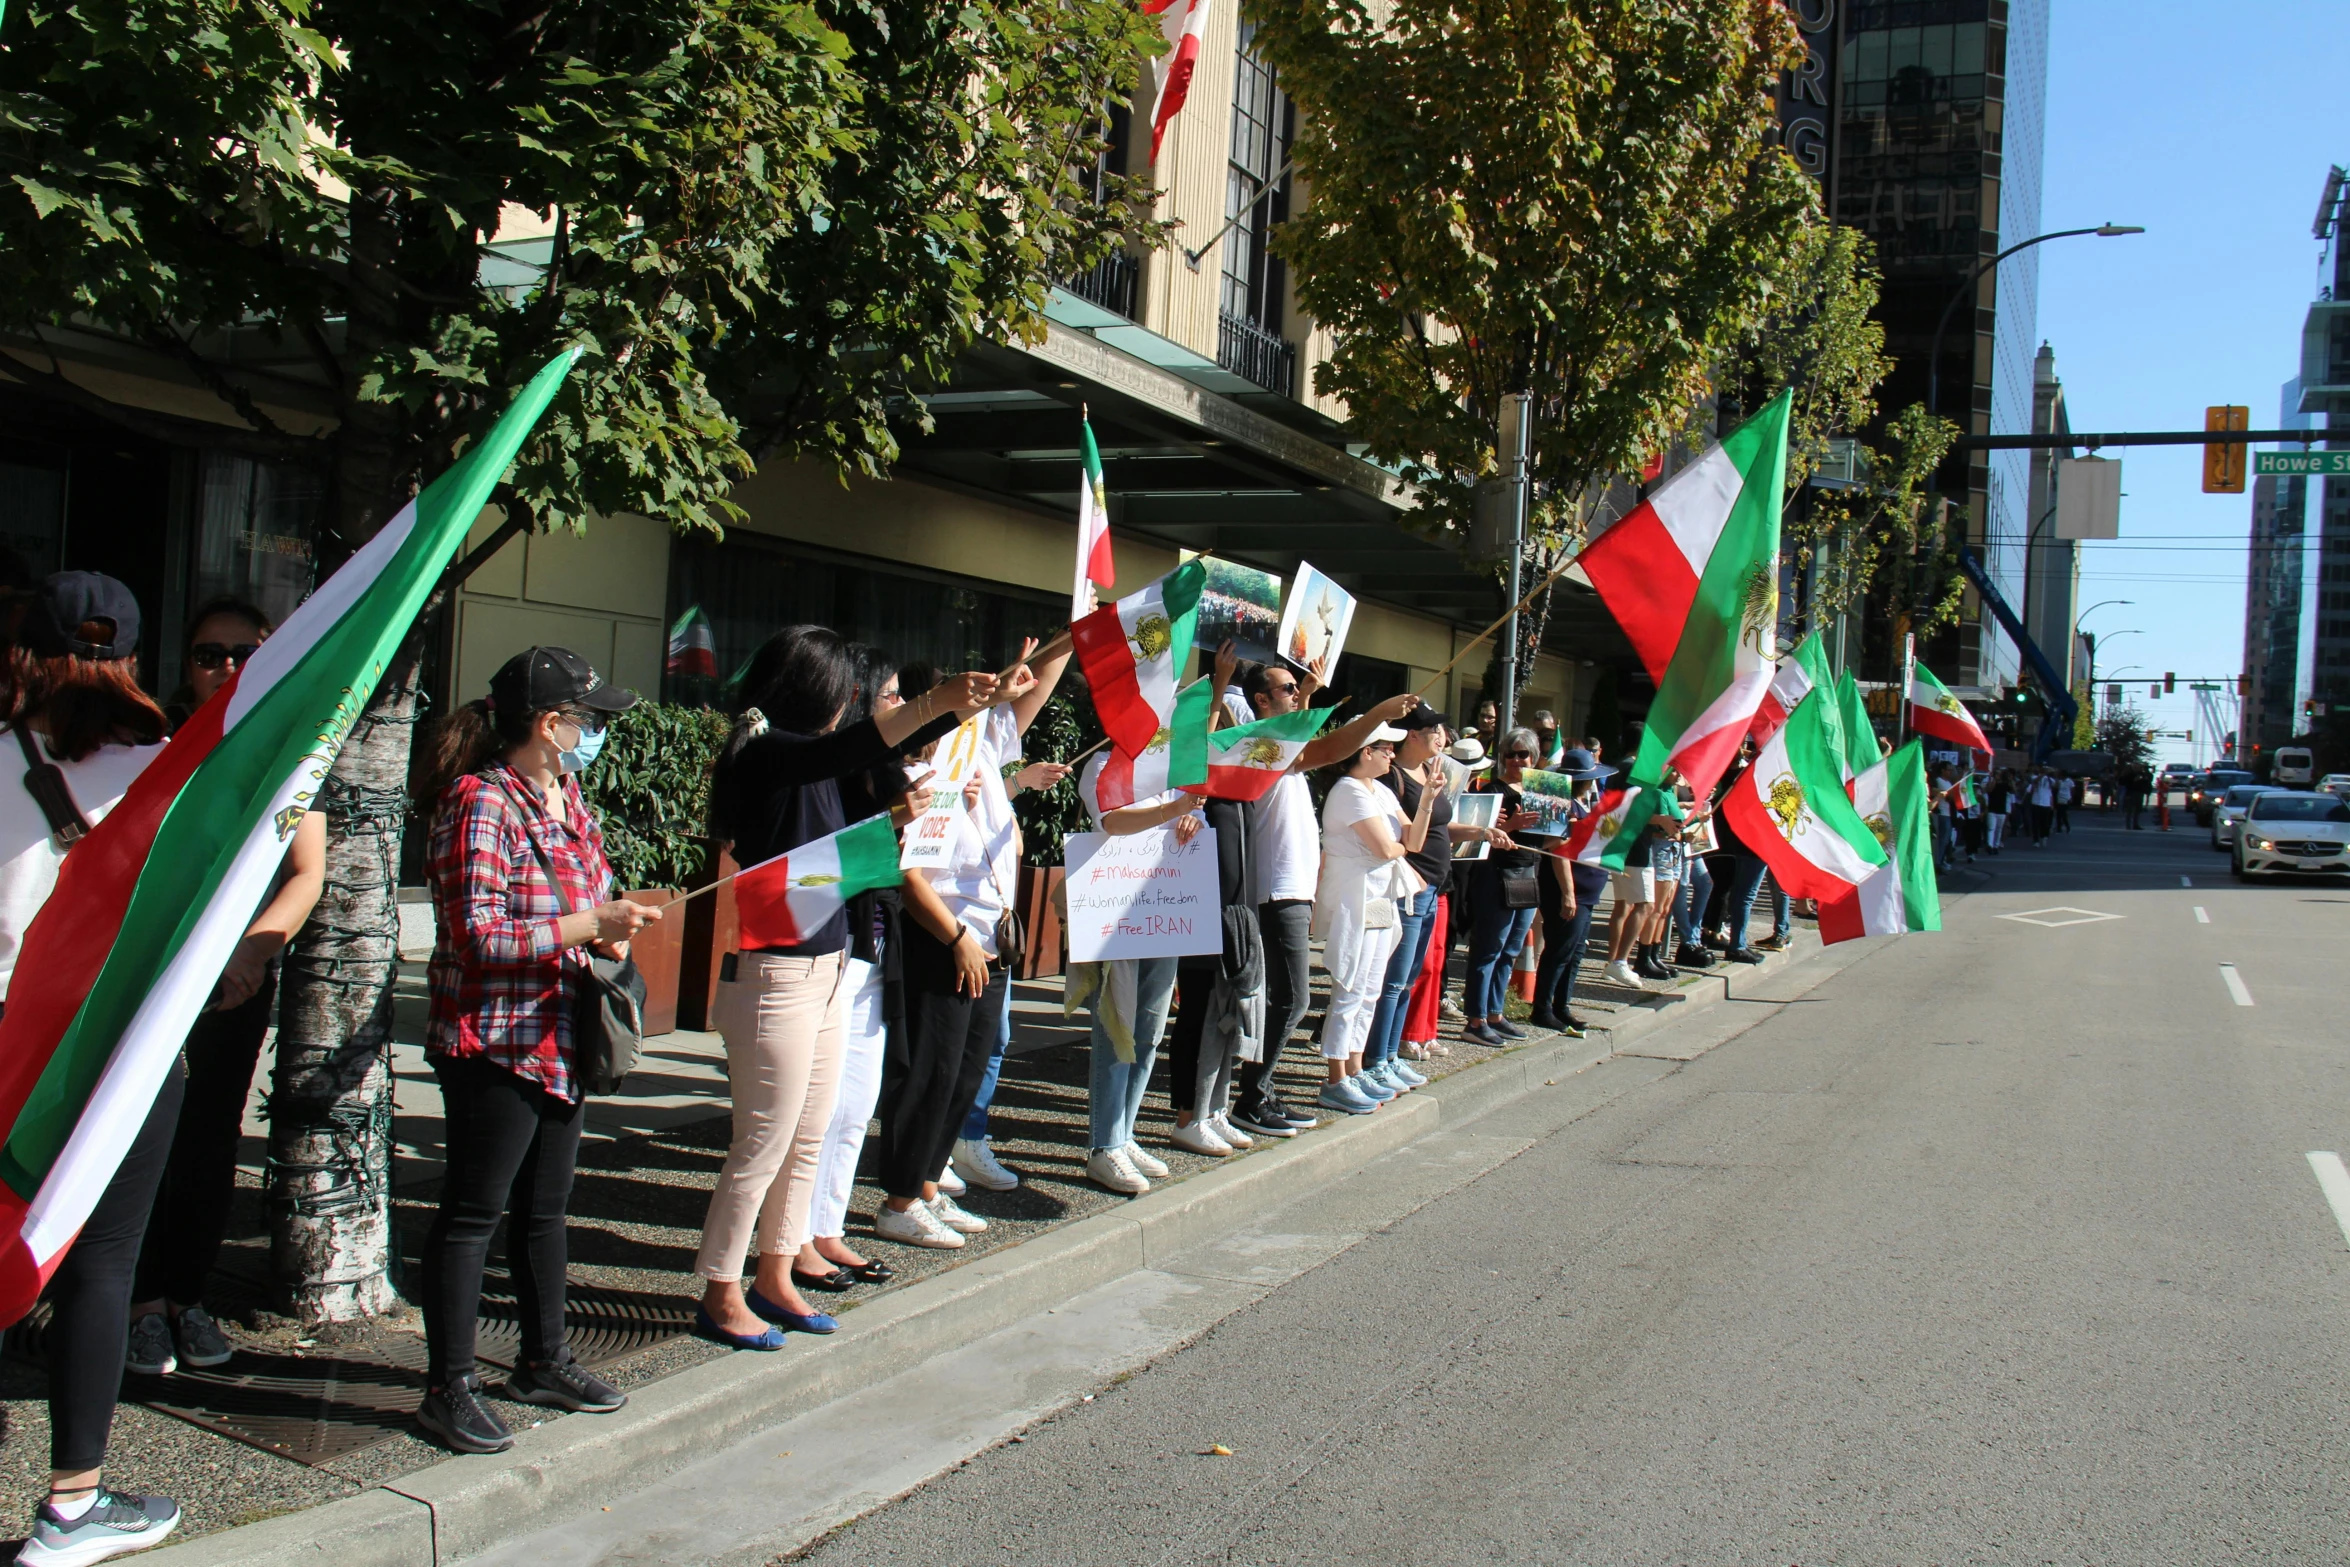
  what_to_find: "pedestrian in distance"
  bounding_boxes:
[128,599,327,1380]
[2028,767,2055,845]
[1310,725,1437,1114]
[0,573,185,1566]
[2053,771,2073,833]
[409,647,653,1453]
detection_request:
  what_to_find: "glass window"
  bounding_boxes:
[1921,24,1953,77]
[0,460,66,579]
[193,452,322,630]
[1222,23,1288,332]
[1954,21,1986,73]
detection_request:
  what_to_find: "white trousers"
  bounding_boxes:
[808,957,888,1242]
[1319,923,1402,1059]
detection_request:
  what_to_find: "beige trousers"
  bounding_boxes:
[693,949,849,1281]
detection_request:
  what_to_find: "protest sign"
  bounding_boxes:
[1063,826,1223,962]
[1452,792,1500,862]
[1278,560,1357,672]
[901,714,987,870]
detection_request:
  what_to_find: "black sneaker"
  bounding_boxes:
[1675,945,1717,969]
[417,1375,517,1453]
[1228,1101,1299,1139]
[505,1354,627,1413]
[1274,1099,1318,1129]
[1527,1009,1566,1031]
[18,1486,179,1565]
[1488,1018,1527,1040]
[1727,947,1766,965]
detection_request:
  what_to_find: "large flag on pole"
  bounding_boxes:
[1819,740,1941,942]
[1141,0,1214,161]
[1907,663,1994,755]
[1752,629,1833,746]
[1071,559,1206,760]
[1578,391,1791,798]
[1835,669,1877,784]
[1072,413,1116,616]
[1719,688,1888,904]
[734,816,904,948]
[1094,678,1214,811]
[0,351,579,1323]
[1184,702,1332,802]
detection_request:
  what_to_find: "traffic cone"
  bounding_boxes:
[1514,927,1540,1002]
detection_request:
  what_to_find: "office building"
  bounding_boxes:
[2304,168,2350,716]
[2242,377,2312,755]
[2021,342,2076,695]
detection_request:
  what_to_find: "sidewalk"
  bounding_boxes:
[0,898,1767,1548]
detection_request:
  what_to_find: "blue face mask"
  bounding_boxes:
[557,722,607,775]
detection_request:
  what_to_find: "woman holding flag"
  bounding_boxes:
[695,630,1009,1341]
[411,646,655,1454]
[1311,725,1437,1113]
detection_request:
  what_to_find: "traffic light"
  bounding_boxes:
[2203,405,2248,493]
[2151,684,2163,700]
[2163,671,2176,694]
[2238,673,2250,695]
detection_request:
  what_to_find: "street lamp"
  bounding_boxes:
[2078,598,2134,627]
[1928,226,2146,417]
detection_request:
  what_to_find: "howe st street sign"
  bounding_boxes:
[2253,450,2350,476]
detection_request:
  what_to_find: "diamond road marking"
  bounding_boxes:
[1998,906,2127,928]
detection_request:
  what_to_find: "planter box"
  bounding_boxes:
[1013,864,1064,981]
[621,889,683,1036]
[676,844,738,1033]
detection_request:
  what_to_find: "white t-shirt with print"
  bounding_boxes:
[0,731,164,1002]
[920,705,1022,959]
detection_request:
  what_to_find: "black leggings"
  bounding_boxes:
[49,1061,185,1471]
[134,974,274,1306]
[875,927,1006,1200]
[419,1054,584,1387]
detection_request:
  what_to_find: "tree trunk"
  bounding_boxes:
[264,653,420,1323]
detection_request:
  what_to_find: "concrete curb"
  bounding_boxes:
[148,934,1827,1566]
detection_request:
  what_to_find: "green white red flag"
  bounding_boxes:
[1835,669,1876,785]
[1072,414,1115,615]
[1561,786,1644,864]
[1072,559,1205,760]
[1719,688,1888,903]
[0,351,579,1324]
[1578,392,1790,799]
[1907,663,1992,755]
[1752,629,1833,746]
[1183,701,1330,802]
[1094,678,1214,811]
[1819,740,1941,942]
[734,815,903,947]
[666,604,717,679]
[1141,0,1213,161]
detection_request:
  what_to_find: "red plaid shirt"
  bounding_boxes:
[425,762,613,1101]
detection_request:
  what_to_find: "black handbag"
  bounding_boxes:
[1496,864,1540,909]
[497,780,645,1095]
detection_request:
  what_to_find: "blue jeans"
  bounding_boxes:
[1675,855,1712,950]
[1466,867,1538,1019]
[1364,888,1438,1067]
[1725,852,1769,948]
[959,986,1014,1141]
[1087,957,1176,1151]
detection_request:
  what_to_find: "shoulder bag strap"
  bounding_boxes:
[489,774,579,920]
[14,725,92,845]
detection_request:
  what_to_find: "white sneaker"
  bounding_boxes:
[1440,997,1467,1022]
[1209,1113,1252,1149]
[1087,1147,1150,1195]
[935,1160,967,1198]
[874,1200,964,1249]
[952,1136,1020,1192]
[1604,958,1644,988]
[929,1193,989,1234]
[1123,1143,1171,1179]
[1170,1118,1234,1156]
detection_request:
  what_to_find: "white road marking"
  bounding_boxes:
[2219,964,2255,1007]
[2193,906,2210,924]
[1997,907,2124,928]
[2181,875,2193,888]
[2309,1152,2350,1250]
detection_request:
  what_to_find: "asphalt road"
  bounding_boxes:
[792,807,2350,1565]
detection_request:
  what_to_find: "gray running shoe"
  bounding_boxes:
[123,1312,175,1377]
[17,1486,180,1565]
[173,1305,233,1369]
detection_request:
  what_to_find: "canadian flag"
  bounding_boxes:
[1141,0,1214,162]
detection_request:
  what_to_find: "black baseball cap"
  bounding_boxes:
[1395,705,1447,733]
[488,646,636,717]
[22,571,140,660]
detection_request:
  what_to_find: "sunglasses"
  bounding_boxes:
[559,708,611,735]
[1265,680,1298,695]
[1504,750,1536,761]
[190,641,261,671]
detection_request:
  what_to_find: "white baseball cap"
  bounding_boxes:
[1368,723,1408,744]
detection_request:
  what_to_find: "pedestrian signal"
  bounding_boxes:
[2202,406,2248,493]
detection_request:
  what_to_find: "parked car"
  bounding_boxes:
[2235,790,2350,879]
[2190,768,2254,825]
[2210,784,2276,850]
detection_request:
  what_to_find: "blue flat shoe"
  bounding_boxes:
[694,1308,788,1351]
[747,1288,837,1335]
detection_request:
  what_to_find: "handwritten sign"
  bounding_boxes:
[1063,827,1223,962]
[901,715,987,870]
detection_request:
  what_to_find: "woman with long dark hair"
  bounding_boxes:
[411,646,653,1455]
[0,573,182,1564]
[127,597,327,1379]
[695,628,1007,1338]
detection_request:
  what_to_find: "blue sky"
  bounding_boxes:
[2033,0,2345,763]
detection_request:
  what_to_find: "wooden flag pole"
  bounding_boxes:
[1415,547,1587,699]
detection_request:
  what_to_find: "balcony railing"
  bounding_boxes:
[1217,311,1296,397]
[1063,251,1139,319]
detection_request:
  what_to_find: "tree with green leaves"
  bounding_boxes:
[0,0,1151,1319]
[1248,0,1817,549]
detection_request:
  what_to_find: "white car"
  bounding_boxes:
[2210,784,2275,850]
[2319,773,2350,798]
[2234,791,2350,879]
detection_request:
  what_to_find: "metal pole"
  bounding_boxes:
[1496,393,1532,740]
[1899,631,1916,747]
